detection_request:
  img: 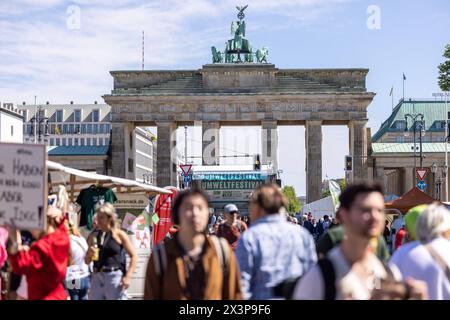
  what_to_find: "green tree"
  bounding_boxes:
[282,185,301,214]
[438,44,450,92]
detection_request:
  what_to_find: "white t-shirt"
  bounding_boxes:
[389,237,450,300]
[293,246,392,300]
[66,235,90,281]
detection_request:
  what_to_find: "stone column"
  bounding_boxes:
[349,120,368,182]
[111,122,135,178]
[306,121,322,203]
[156,121,177,187]
[403,167,414,193]
[202,121,220,165]
[261,120,278,171]
[374,167,386,190]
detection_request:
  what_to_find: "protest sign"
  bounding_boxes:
[0,143,46,230]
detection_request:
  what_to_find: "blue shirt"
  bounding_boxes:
[235,214,318,300]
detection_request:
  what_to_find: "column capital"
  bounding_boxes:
[348,119,368,127]
[155,121,177,127]
[305,120,323,126]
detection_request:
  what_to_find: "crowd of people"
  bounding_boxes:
[0,186,137,300]
[1,181,450,300]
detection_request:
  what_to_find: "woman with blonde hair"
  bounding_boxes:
[65,217,90,300]
[85,203,137,300]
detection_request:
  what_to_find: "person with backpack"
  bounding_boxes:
[215,204,248,250]
[144,188,242,300]
[235,183,317,300]
[293,182,428,300]
[85,203,137,300]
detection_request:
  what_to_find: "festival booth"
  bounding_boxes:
[385,187,438,214]
[47,160,173,299]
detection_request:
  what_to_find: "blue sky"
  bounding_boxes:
[1,0,449,197]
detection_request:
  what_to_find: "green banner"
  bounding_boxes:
[201,180,264,190]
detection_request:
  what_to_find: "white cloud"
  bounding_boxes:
[0,0,350,104]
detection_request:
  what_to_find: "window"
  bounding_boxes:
[74,109,82,122]
[49,138,54,146]
[81,124,87,134]
[395,136,405,143]
[105,138,110,146]
[98,138,103,146]
[63,124,69,134]
[92,138,97,146]
[22,110,28,121]
[86,138,91,146]
[92,109,100,122]
[87,124,93,134]
[128,158,134,173]
[105,124,111,133]
[100,124,106,133]
[69,124,74,134]
[93,124,99,134]
[68,138,72,146]
[62,138,67,146]
[55,138,60,146]
[56,110,63,122]
[50,124,56,134]
[75,124,81,134]
[395,121,406,130]
[80,138,85,146]
[11,125,13,136]
[74,138,79,146]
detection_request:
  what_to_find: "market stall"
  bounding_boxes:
[385,187,439,214]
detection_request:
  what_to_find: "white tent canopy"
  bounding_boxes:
[301,196,336,220]
[47,160,172,201]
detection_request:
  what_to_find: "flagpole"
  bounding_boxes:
[402,74,405,100]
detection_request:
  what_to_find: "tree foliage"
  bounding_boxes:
[282,185,301,214]
[438,44,450,92]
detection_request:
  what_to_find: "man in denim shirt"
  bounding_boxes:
[235,183,317,300]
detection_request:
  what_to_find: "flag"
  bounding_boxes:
[403,73,406,80]
[152,187,178,245]
[329,180,341,212]
[389,86,393,96]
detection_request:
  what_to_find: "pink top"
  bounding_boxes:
[0,227,8,301]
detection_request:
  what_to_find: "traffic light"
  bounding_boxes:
[254,154,261,171]
[345,155,353,171]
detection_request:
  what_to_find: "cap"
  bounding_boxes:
[224,203,239,214]
[405,204,428,241]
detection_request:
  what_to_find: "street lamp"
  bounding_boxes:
[430,162,446,200]
[29,106,50,144]
[404,112,425,184]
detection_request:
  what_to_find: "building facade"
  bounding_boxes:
[103,8,374,203]
[370,99,450,200]
[0,103,24,143]
[18,103,156,182]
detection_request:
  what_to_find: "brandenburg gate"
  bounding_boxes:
[103,6,375,203]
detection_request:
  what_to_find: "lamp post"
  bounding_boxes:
[404,112,425,184]
[431,162,446,200]
[143,171,153,184]
[29,105,49,144]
